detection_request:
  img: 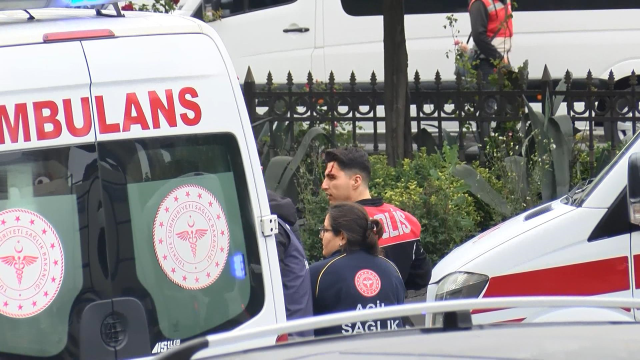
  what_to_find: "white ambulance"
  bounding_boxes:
[426,129,640,326]
[0,1,285,359]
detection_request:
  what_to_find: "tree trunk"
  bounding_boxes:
[383,0,410,167]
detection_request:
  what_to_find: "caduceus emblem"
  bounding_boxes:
[0,243,39,287]
[175,216,208,260]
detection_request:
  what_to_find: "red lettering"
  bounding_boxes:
[178,87,201,126]
[33,101,62,141]
[64,98,92,138]
[96,95,120,134]
[123,92,150,132]
[149,90,177,129]
[0,104,30,144]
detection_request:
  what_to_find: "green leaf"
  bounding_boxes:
[546,116,572,198]
[505,156,529,200]
[422,124,458,148]
[526,94,555,201]
[552,79,568,116]
[451,164,512,216]
[552,114,575,149]
[275,127,334,202]
[412,128,438,155]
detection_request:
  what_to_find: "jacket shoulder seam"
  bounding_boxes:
[316,254,346,297]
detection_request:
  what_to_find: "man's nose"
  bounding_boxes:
[321,179,329,191]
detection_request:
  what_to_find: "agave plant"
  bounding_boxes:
[255,119,336,205]
[451,68,579,215]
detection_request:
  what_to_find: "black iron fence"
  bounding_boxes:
[242,65,640,175]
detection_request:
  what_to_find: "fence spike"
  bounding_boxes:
[286,71,294,89]
[245,66,255,84]
[434,70,442,87]
[350,71,357,89]
[370,71,377,88]
[586,69,593,86]
[306,71,314,90]
[266,71,273,90]
[542,64,552,82]
[414,70,421,89]
[608,70,616,89]
[455,70,463,88]
[328,71,336,91]
[631,70,638,87]
[563,69,572,86]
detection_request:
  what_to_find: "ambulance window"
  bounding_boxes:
[96,133,264,341]
[0,145,95,357]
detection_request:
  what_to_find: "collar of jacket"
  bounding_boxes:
[355,197,384,207]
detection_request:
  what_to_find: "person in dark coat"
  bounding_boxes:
[309,202,405,337]
[267,190,313,339]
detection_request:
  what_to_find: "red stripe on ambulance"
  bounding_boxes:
[0,86,201,144]
[634,254,640,289]
[482,256,630,298]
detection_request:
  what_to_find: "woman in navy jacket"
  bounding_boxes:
[309,202,406,337]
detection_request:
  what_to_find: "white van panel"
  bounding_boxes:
[0,42,94,152]
[209,0,317,83]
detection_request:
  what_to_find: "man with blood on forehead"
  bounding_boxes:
[320,147,432,306]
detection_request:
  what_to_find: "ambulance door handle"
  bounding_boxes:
[283,25,309,33]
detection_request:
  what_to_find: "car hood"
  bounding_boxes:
[430,199,576,283]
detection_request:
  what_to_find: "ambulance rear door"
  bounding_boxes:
[81,32,278,358]
[0,41,115,359]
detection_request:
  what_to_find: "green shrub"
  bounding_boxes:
[297,145,483,266]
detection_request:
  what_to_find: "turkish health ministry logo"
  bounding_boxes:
[153,184,230,290]
[0,209,64,318]
[354,269,381,297]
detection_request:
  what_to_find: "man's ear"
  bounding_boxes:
[351,174,363,189]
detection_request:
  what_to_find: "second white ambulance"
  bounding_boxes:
[427,129,640,326]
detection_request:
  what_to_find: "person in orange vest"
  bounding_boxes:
[468,0,513,84]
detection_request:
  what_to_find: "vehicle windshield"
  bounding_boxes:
[571,131,640,206]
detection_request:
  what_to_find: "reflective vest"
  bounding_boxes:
[469,0,513,39]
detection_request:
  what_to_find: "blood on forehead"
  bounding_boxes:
[325,162,339,178]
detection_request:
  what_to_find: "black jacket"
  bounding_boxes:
[267,190,313,338]
[267,190,302,268]
[310,250,405,337]
[357,198,432,292]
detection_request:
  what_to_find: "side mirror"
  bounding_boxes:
[627,152,640,225]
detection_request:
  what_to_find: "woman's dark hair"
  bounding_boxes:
[327,202,384,256]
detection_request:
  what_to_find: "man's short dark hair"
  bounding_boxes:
[324,147,371,185]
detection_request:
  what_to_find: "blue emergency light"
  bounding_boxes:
[0,0,120,11]
[231,253,246,280]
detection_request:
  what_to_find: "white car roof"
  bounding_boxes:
[0,8,204,47]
